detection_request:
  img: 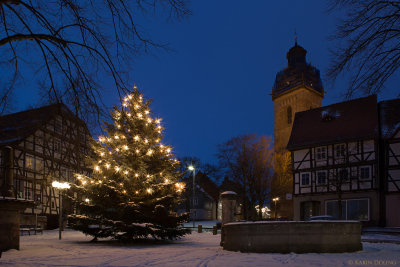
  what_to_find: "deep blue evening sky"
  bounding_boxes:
[14,1,399,165]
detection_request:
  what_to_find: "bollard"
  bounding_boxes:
[198,224,202,233]
[213,225,217,235]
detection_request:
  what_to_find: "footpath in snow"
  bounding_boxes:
[1,229,400,267]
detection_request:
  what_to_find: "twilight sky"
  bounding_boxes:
[12,0,400,165]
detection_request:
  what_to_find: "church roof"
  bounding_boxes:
[272,43,324,99]
[287,95,379,150]
[0,103,85,146]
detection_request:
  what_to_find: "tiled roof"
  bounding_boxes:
[0,103,79,146]
[196,172,219,201]
[287,95,379,150]
[183,172,219,201]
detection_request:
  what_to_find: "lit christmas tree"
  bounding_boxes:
[68,86,189,241]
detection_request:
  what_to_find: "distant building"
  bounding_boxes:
[0,104,91,228]
[178,172,219,221]
[271,41,324,219]
[287,95,400,226]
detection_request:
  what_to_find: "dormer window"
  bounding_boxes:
[321,109,340,122]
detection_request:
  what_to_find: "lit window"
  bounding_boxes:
[360,166,371,180]
[25,155,34,170]
[36,159,43,172]
[316,147,326,160]
[317,171,327,185]
[301,173,310,186]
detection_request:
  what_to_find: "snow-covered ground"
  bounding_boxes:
[2,229,400,267]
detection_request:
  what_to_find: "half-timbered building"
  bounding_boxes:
[380,98,400,227]
[287,95,400,226]
[0,104,91,228]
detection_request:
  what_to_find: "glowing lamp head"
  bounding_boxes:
[188,165,195,171]
[52,181,70,189]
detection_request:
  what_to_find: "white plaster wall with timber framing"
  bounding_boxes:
[388,130,400,192]
[9,112,91,217]
[293,139,377,195]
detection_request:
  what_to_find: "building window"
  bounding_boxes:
[326,199,369,221]
[36,158,43,172]
[55,120,62,134]
[360,166,371,180]
[287,106,292,124]
[54,140,61,152]
[316,171,327,185]
[347,199,369,220]
[25,155,34,170]
[338,168,349,181]
[61,168,67,179]
[79,131,86,143]
[335,144,346,157]
[316,147,326,160]
[301,173,310,186]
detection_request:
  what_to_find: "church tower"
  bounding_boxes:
[272,41,324,152]
[271,41,324,219]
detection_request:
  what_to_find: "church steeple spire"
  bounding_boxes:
[272,42,324,99]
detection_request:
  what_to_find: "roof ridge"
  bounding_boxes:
[0,103,65,119]
[296,94,377,116]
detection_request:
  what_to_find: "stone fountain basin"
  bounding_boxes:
[222,221,362,253]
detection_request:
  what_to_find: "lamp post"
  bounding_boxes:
[188,165,196,228]
[52,181,70,240]
[272,197,280,220]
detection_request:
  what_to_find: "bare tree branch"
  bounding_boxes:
[0,0,191,126]
[328,0,400,97]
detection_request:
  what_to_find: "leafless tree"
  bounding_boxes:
[217,134,274,220]
[0,0,191,124]
[272,151,292,198]
[328,0,400,98]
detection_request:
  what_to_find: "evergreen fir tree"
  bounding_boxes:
[68,86,189,241]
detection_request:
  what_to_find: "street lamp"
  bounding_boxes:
[52,181,70,240]
[272,197,280,220]
[188,165,196,228]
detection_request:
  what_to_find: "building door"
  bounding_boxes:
[300,201,321,220]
